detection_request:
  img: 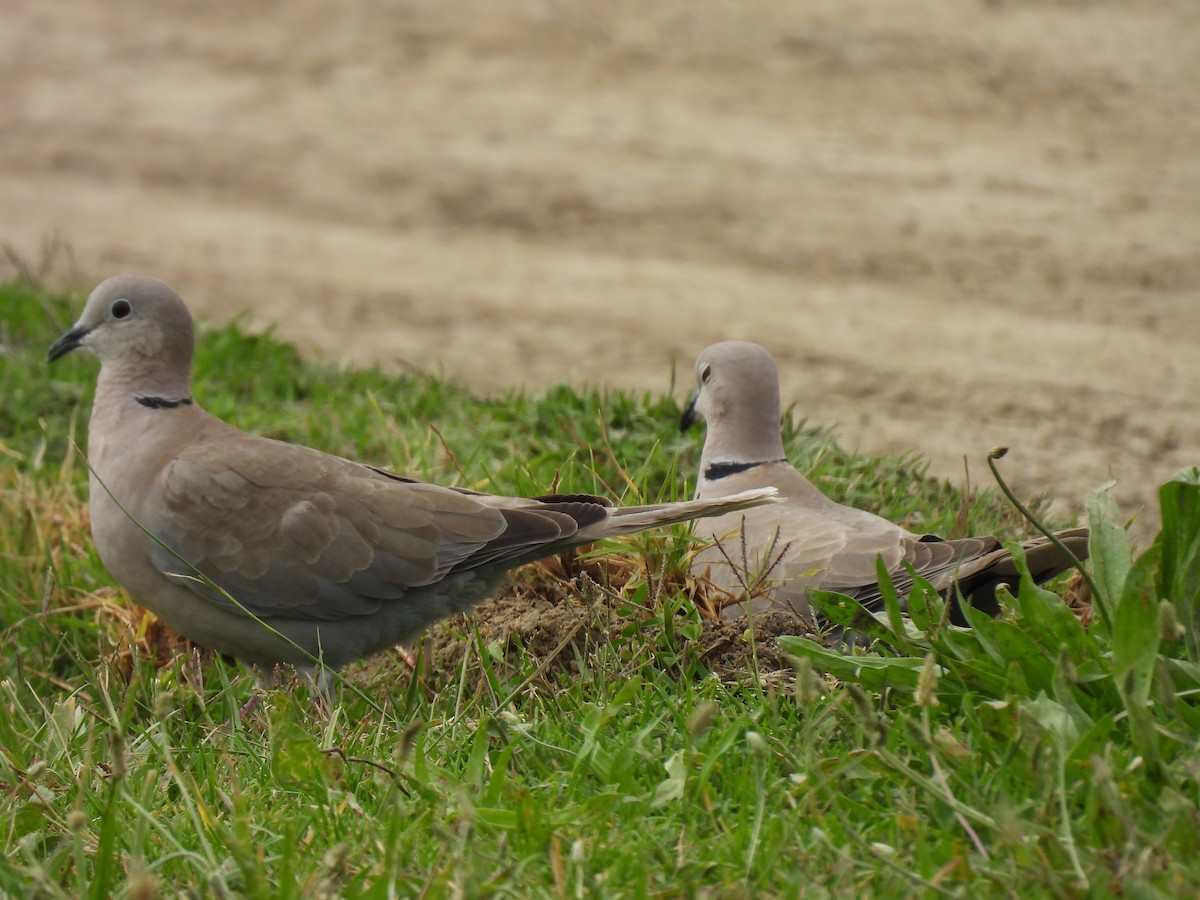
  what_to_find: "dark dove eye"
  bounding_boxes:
[700,364,712,384]
[111,299,132,319]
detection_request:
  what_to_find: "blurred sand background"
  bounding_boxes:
[3,0,1198,540]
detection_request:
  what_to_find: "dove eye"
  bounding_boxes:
[699,364,712,384]
[111,299,132,319]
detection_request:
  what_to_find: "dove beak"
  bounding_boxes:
[47,324,93,363]
[680,390,699,432]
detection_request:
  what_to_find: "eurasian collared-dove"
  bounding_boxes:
[47,277,777,678]
[679,340,1087,628]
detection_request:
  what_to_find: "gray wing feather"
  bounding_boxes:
[144,435,626,622]
[147,439,508,620]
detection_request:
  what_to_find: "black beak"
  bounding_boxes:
[47,325,91,363]
[680,391,699,432]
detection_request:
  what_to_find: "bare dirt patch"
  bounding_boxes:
[4,0,1199,544]
[363,557,811,695]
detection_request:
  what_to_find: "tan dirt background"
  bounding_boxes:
[3,0,1198,542]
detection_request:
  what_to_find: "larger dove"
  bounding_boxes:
[680,340,1087,627]
[47,277,776,677]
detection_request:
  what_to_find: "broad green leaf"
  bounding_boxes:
[1085,481,1130,634]
[1113,543,1164,767]
[933,618,986,662]
[937,654,1008,697]
[1022,694,1078,745]
[960,598,1003,652]
[1003,658,1032,697]
[877,555,909,638]
[808,590,896,644]
[779,636,925,693]
[963,600,1056,698]
[1006,543,1095,663]
[906,571,949,635]
[1113,544,1162,710]
[1051,646,1094,731]
[650,750,686,808]
[808,589,927,656]
[1157,468,1200,661]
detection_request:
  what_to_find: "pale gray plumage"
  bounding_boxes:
[680,340,1088,627]
[48,277,777,675]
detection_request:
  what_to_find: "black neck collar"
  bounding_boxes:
[136,395,194,409]
[704,458,786,481]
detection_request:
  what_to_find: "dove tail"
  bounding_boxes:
[574,487,778,541]
[955,526,1090,621]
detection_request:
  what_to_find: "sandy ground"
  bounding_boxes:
[3,0,1198,542]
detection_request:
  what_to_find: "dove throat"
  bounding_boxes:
[96,357,193,412]
[89,363,195,473]
[698,403,787,485]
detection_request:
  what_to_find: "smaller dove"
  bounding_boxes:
[680,340,1087,628]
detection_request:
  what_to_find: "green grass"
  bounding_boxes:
[2,279,1197,896]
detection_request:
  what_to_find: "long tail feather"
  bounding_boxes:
[576,487,778,541]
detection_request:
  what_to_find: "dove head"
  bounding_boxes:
[48,276,195,392]
[680,341,786,465]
